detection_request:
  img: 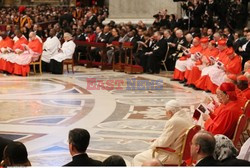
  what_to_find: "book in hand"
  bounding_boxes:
[192,103,210,120]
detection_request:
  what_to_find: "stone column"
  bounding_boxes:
[104,0,181,25]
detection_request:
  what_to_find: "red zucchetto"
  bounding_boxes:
[219,82,237,101]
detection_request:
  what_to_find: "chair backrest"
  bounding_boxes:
[162,44,169,62]
[112,41,121,47]
[181,125,201,160]
[123,42,133,48]
[243,100,250,118]
[232,114,247,146]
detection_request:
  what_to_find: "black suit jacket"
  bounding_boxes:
[221,157,250,166]
[152,37,168,60]
[0,137,13,161]
[196,156,220,166]
[239,41,250,60]
[63,153,103,166]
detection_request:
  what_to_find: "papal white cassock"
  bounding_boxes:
[132,108,193,166]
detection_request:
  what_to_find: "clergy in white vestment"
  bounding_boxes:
[41,29,61,72]
[132,100,193,166]
[50,32,76,74]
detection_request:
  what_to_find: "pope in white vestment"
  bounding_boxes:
[133,100,193,166]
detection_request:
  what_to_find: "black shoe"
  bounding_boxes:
[193,86,202,90]
[189,84,195,88]
[205,90,211,93]
[179,80,186,84]
[183,83,190,87]
[146,70,154,74]
[170,78,180,81]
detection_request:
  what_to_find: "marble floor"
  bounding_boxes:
[0,66,205,166]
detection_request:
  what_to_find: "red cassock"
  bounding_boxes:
[205,100,242,139]
[0,37,14,71]
[13,38,43,76]
[242,88,250,100]
[187,47,219,85]
[235,87,248,107]
[0,37,14,49]
[224,55,242,75]
[173,44,202,80]
[13,37,28,51]
[28,38,43,54]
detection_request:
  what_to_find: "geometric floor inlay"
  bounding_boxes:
[0,67,204,166]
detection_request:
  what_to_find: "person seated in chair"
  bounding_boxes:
[133,100,193,166]
[41,29,61,72]
[202,82,242,139]
[190,131,220,166]
[214,134,250,166]
[50,33,76,74]
[141,31,167,74]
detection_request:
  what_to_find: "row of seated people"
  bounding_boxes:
[1,121,250,166]
[133,80,250,166]
[172,30,250,95]
[0,29,76,76]
[0,129,127,167]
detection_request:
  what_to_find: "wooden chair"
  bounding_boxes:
[232,114,247,147]
[63,59,74,73]
[161,44,169,71]
[243,100,250,118]
[112,41,124,72]
[152,125,201,166]
[30,55,42,75]
[123,42,143,74]
[243,100,250,138]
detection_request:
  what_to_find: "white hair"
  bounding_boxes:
[165,100,180,114]
[64,32,73,40]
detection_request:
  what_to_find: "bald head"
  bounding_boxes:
[213,33,221,42]
[142,158,162,166]
[29,32,36,40]
[191,131,215,161]
[195,131,215,154]
[244,61,250,72]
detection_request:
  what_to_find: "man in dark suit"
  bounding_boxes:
[0,137,13,161]
[143,31,168,74]
[239,30,250,68]
[64,129,103,166]
[190,131,220,166]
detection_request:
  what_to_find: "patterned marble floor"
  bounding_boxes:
[0,66,205,166]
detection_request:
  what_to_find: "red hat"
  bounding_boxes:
[237,75,248,81]
[194,37,200,42]
[200,37,209,43]
[227,74,237,81]
[218,39,227,46]
[210,40,216,45]
[226,47,234,55]
[219,82,237,101]
[19,6,26,14]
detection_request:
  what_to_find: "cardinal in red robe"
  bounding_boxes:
[204,82,242,139]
